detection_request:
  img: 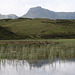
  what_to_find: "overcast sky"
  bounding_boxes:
[0,0,75,16]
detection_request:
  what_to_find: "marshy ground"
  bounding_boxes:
[0,39,75,61]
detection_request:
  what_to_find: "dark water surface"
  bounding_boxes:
[0,59,75,75]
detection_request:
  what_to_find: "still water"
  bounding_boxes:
[0,59,75,75]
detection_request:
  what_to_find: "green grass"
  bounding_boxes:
[0,18,75,39]
[0,39,75,61]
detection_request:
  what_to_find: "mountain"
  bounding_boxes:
[22,6,75,19]
[1,6,75,19]
[0,14,18,19]
[56,12,75,19]
[22,6,57,19]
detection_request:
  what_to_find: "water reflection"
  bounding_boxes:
[0,59,75,75]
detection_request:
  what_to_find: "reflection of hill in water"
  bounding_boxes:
[28,59,75,68]
[0,59,75,75]
[0,59,75,68]
[0,60,50,69]
[28,60,49,68]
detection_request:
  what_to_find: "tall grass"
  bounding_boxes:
[0,40,75,61]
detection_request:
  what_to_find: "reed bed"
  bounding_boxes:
[0,40,75,61]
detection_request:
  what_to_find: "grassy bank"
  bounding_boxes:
[0,39,75,61]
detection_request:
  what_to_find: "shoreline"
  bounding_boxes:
[0,39,75,44]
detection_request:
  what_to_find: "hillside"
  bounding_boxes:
[0,18,75,39]
[0,25,20,40]
[22,6,75,19]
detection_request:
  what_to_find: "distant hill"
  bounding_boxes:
[22,6,75,19]
[0,6,75,19]
[56,12,75,19]
[22,6,57,19]
[0,14,18,19]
